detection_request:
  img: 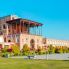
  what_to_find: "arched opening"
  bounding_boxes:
[0,44,2,49]
[30,39,35,50]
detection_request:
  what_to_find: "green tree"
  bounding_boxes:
[63,46,69,53]
[22,44,30,55]
[59,47,63,53]
[11,44,20,56]
[37,46,42,55]
[2,46,9,53]
[48,44,55,54]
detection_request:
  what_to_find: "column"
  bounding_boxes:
[6,24,9,35]
[39,26,42,36]
[23,21,24,33]
[39,26,40,35]
[35,26,37,35]
[16,22,17,34]
[20,20,21,33]
[28,21,30,34]
[34,26,36,35]
[41,26,42,35]
[37,26,39,35]
[11,22,12,35]
[10,23,12,42]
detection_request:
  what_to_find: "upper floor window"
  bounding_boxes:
[4,37,6,42]
[0,31,3,35]
[0,26,1,30]
[3,24,6,29]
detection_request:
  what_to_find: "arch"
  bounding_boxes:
[0,44,2,49]
[30,39,35,49]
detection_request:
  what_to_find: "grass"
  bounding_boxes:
[0,57,69,69]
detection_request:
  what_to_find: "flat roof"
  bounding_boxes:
[6,18,43,26]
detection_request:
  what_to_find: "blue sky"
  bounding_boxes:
[0,0,69,40]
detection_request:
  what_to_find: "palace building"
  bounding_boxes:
[0,15,69,50]
[0,15,43,50]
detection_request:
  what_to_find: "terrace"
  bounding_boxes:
[6,18,43,36]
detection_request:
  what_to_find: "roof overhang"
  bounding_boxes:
[6,18,43,26]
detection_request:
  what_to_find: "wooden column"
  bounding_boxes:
[20,20,21,33]
[7,24,8,35]
[10,22,12,42]
[11,22,12,35]
[35,26,37,35]
[41,26,42,35]
[33,26,35,35]
[37,26,38,35]
[28,21,30,34]
[23,21,24,33]
[20,21,22,33]
[38,26,41,35]
[34,24,37,35]
[16,22,17,34]
[35,26,36,35]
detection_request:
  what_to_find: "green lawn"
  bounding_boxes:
[0,57,69,69]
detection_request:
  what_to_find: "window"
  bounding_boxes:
[3,24,6,29]
[17,38,19,43]
[16,35,19,43]
[0,44,2,49]
[16,38,19,43]
[0,31,3,35]
[4,37,6,42]
[0,26,1,30]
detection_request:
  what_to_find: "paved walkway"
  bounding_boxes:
[10,53,69,60]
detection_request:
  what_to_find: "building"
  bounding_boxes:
[46,38,69,47]
[0,15,69,50]
[0,15,43,50]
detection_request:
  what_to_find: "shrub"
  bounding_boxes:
[1,46,12,57]
[29,50,36,56]
[2,52,10,57]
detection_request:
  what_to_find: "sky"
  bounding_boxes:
[0,0,69,40]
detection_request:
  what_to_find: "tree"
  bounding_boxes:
[63,46,69,53]
[22,44,30,55]
[11,44,20,56]
[48,44,54,54]
[37,46,42,55]
[2,46,9,53]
